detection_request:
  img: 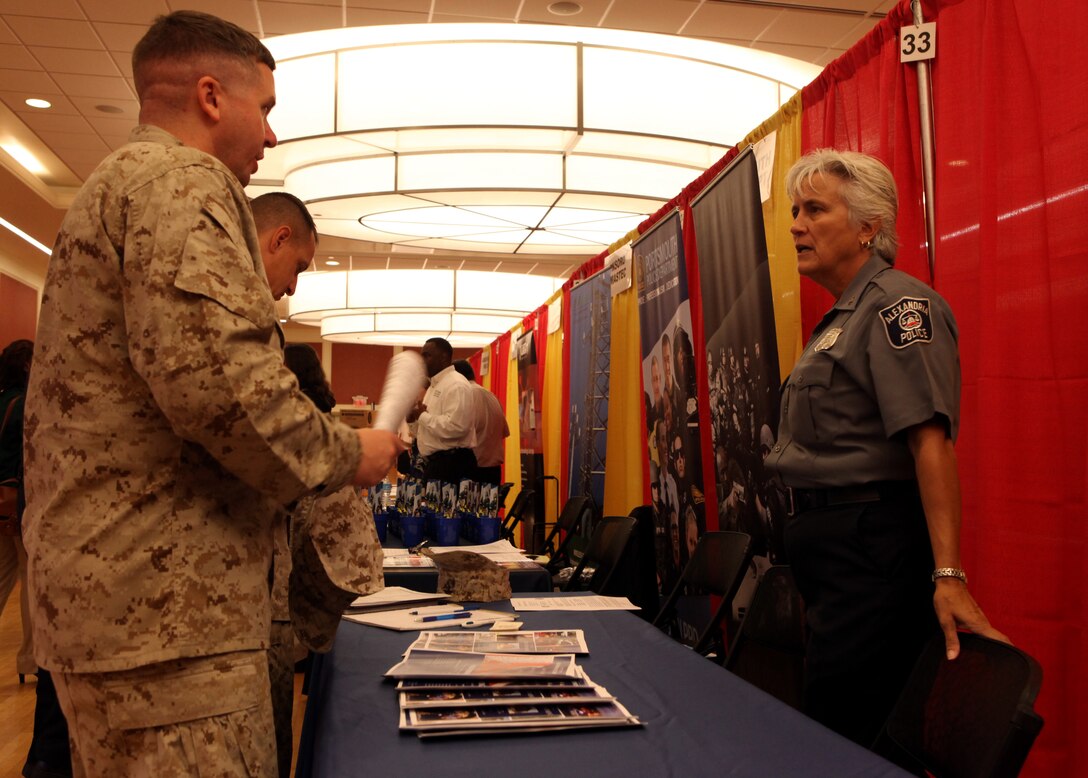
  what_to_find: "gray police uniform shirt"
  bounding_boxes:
[766,254,960,489]
[23,124,361,674]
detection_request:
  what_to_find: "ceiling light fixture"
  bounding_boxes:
[0,216,51,255]
[24,98,51,109]
[289,267,563,348]
[252,24,820,345]
[548,2,583,16]
[1,142,47,175]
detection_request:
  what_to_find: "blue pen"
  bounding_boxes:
[419,611,471,623]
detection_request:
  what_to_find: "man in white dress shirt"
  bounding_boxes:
[408,337,478,483]
[454,360,509,485]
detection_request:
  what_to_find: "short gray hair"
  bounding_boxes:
[785,149,899,263]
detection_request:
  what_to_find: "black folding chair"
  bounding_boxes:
[560,515,638,595]
[723,565,805,708]
[625,505,661,619]
[497,482,513,511]
[873,632,1044,778]
[651,531,752,660]
[500,488,534,544]
[538,495,594,575]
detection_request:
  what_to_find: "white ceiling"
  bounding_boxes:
[0,0,896,280]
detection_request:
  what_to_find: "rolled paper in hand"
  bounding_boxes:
[373,351,426,432]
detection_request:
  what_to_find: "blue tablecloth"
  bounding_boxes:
[296,595,910,778]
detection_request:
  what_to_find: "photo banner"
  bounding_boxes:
[566,267,612,511]
[691,149,787,566]
[634,212,707,597]
[516,329,545,552]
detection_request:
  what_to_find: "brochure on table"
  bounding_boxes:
[384,627,644,738]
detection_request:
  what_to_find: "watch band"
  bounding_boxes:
[932,567,968,584]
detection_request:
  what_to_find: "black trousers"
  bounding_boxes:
[23,669,72,778]
[473,464,502,486]
[421,447,477,484]
[784,485,938,747]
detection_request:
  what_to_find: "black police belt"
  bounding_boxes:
[787,480,918,516]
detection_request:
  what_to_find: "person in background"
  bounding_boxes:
[251,191,317,300]
[251,193,319,778]
[765,149,1007,748]
[268,344,384,778]
[2,341,75,778]
[453,360,509,485]
[22,11,401,775]
[408,337,477,483]
[0,339,34,683]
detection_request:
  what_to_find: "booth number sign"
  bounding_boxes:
[900,22,936,62]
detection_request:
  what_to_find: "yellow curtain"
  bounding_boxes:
[503,329,522,546]
[739,94,804,381]
[541,292,565,530]
[602,277,645,518]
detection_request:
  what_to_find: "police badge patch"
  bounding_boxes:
[813,327,842,353]
[880,296,932,349]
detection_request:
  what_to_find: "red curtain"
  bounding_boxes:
[801,1,1088,774]
[679,203,720,532]
[521,304,549,399]
[489,332,511,483]
[490,332,511,414]
[800,0,931,336]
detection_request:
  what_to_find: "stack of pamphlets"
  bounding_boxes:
[384,630,642,738]
[383,540,541,570]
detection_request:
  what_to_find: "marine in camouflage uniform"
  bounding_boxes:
[267,488,385,778]
[22,11,401,776]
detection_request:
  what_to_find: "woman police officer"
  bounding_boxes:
[765,149,1008,745]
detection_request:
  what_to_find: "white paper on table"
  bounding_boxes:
[510,596,640,612]
[383,541,526,558]
[457,540,522,555]
[382,555,436,568]
[345,607,488,632]
[347,586,450,611]
[373,351,426,432]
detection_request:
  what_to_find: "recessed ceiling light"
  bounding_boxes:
[325,259,341,266]
[24,98,51,109]
[1,142,47,174]
[547,1,582,15]
[95,104,124,114]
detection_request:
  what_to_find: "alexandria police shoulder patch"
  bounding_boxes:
[879,296,932,349]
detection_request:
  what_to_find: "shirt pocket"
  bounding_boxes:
[172,193,275,330]
[785,354,835,446]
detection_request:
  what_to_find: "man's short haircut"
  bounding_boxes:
[425,337,454,360]
[453,359,475,382]
[132,10,275,100]
[250,192,318,244]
